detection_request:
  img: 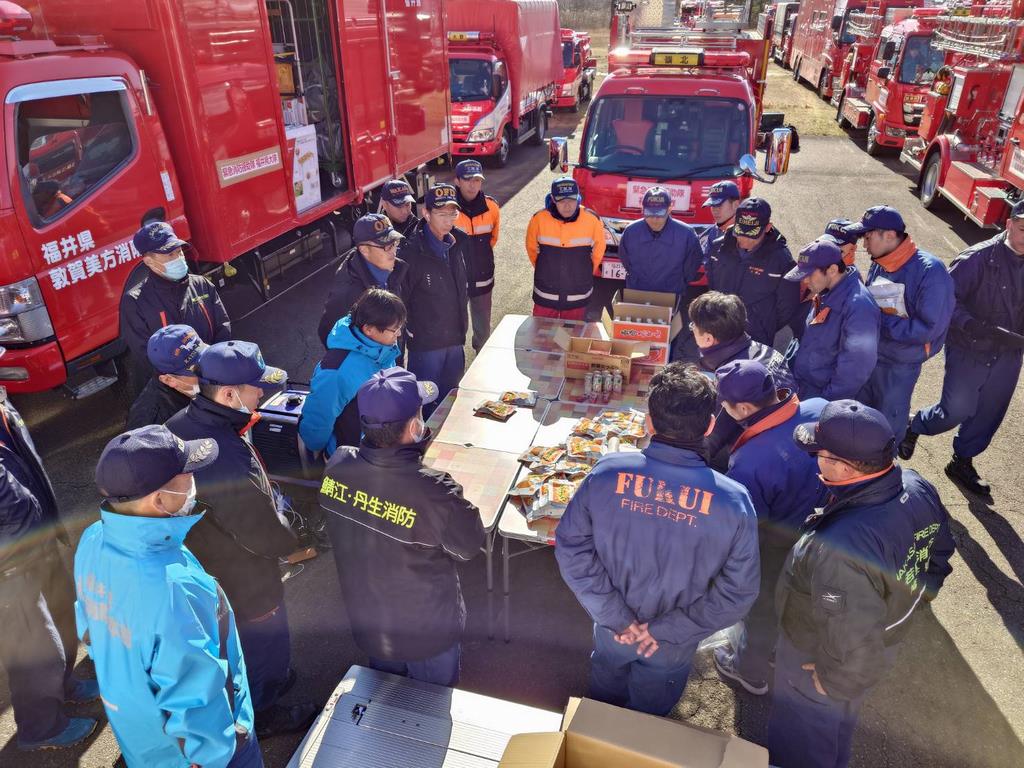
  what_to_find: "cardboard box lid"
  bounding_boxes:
[617,289,677,310]
[553,327,650,359]
[499,732,566,767]
[562,698,767,768]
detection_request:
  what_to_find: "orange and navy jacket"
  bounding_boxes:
[526,201,605,310]
[119,269,231,378]
[865,236,954,364]
[456,192,500,297]
[554,439,759,644]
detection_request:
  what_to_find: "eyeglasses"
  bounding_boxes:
[368,241,399,253]
[378,324,405,337]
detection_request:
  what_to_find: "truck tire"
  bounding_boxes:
[792,58,801,81]
[919,152,942,209]
[835,95,847,128]
[866,114,882,156]
[817,69,830,101]
[529,109,547,146]
[581,80,592,102]
[491,127,512,168]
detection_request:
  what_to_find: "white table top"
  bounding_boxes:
[486,314,606,353]
[287,665,562,767]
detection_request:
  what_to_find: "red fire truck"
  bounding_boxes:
[555,28,598,112]
[833,6,945,155]
[552,1,794,280]
[771,2,803,67]
[0,0,450,395]
[901,1,1024,227]
[445,0,561,167]
[789,0,922,101]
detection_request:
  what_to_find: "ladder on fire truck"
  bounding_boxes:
[931,0,1024,61]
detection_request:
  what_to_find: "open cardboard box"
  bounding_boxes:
[603,289,686,368]
[499,698,768,768]
[553,326,650,381]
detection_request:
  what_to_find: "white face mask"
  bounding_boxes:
[163,478,198,517]
[231,389,251,415]
[411,417,426,443]
[187,384,200,397]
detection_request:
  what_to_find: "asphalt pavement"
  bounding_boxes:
[2,77,1023,767]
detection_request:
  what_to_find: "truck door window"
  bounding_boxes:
[450,59,494,102]
[12,84,135,224]
[583,95,750,179]
[562,41,574,69]
[898,35,944,85]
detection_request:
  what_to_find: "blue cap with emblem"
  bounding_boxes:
[96,425,218,501]
[1011,200,1024,219]
[550,177,580,201]
[357,366,438,426]
[455,160,486,180]
[147,325,207,376]
[733,198,771,238]
[702,180,740,208]
[642,186,672,217]
[823,217,858,246]
[354,213,403,246]
[198,340,287,392]
[843,205,906,237]
[785,237,845,281]
[381,179,416,206]
[133,221,188,255]
[793,399,896,465]
[425,183,459,209]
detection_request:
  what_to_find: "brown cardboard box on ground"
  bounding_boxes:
[553,328,650,381]
[499,697,768,768]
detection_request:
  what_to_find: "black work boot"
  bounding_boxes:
[898,418,920,460]
[945,455,992,497]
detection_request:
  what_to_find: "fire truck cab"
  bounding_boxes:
[550,5,794,280]
[834,7,945,155]
[555,29,598,112]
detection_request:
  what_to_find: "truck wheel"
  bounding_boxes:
[582,81,592,102]
[866,115,882,156]
[792,58,801,81]
[919,153,942,209]
[835,96,847,128]
[491,128,512,167]
[817,70,830,100]
[529,109,547,146]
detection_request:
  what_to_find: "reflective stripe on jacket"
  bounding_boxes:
[456,193,500,297]
[526,204,606,310]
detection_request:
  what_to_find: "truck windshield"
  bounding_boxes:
[563,41,574,68]
[582,95,750,180]
[898,35,944,85]
[450,59,493,102]
[839,13,857,46]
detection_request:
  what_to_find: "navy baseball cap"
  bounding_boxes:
[455,160,486,180]
[133,221,187,255]
[425,183,459,209]
[793,399,896,465]
[733,198,771,238]
[96,425,218,501]
[381,180,416,206]
[703,181,741,208]
[786,238,845,281]
[550,177,580,201]
[147,325,207,376]
[354,213,403,247]
[1011,200,1024,219]
[642,186,672,217]
[715,359,775,404]
[198,340,287,391]
[824,218,858,246]
[357,367,439,426]
[844,205,906,237]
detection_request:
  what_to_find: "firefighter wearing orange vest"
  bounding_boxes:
[454,160,501,352]
[525,178,605,321]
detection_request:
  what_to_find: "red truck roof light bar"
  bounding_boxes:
[448,30,495,44]
[0,1,32,37]
[608,46,750,73]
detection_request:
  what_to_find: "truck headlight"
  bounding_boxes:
[884,126,906,138]
[467,127,495,142]
[0,277,54,343]
[562,84,575,96]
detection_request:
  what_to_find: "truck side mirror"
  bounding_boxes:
[831,14,843,32]
[765,127,794,176]
[877,65,891,80]
[548,137,569,172]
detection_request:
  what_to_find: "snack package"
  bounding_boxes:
[566,435,603,462]
[474,400,517,422]
[573,417,609,438]
[501,391,538,408]
[550,460,591,478]
[519,445,566,466]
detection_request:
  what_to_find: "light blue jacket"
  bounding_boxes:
[299,315,401,455]
[74,509,253,768]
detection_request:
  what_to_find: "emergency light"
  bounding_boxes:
[609,47,751,71]
[448,31,493,43]
[0,1,33,36]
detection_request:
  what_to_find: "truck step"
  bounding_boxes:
[65,374,119,399]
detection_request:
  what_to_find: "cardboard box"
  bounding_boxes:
[499,697,768,768]
[553,328,649,381]
[609,289,676,346]
[276,61,295,94]
[634,343,670,367]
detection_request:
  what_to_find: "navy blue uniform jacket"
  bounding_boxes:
[555,439,760,647]
[618,217,703,297]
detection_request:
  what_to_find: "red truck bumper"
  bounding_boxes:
[553,95,578,109]
[451,138,501,157]
[0,341,67,393]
